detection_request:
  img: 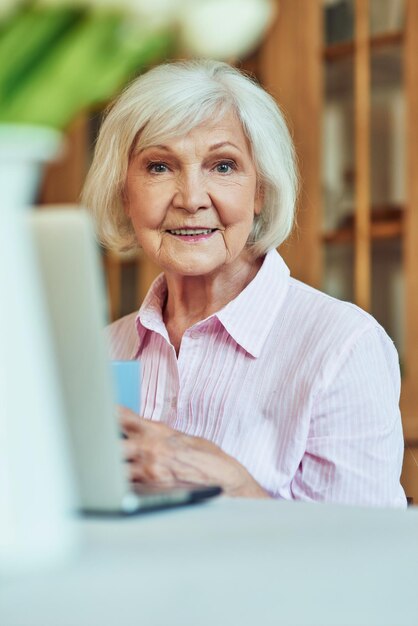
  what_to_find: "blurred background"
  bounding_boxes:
[2,0,417,501]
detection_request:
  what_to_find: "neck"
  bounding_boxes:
[162,254,263,346]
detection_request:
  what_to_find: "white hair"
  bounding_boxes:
[82,59,298,257]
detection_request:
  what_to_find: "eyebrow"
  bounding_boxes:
[140,144,170,152]
[208,141,242,152]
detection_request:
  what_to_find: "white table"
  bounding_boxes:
[2,498,418,626]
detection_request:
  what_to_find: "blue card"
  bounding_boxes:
[111,360,140,414]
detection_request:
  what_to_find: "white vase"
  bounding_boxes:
[0,124,78,575]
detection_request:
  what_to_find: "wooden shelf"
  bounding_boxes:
[322,217,403,245]
[324,30,403,61]
[261,0,418,501]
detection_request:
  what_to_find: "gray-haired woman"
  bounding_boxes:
[83,60,406,506]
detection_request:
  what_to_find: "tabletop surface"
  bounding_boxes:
[2,498,418,626]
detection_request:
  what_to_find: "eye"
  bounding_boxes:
[147,161,169,173]
[214,160,235,174]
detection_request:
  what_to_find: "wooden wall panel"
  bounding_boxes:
[258,0,322,288]
[354,0,371,311]
[401,445,418,505]
[400,0,418,440]
[39,114,89,205]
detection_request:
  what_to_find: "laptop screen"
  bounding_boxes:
[31,208,130,511]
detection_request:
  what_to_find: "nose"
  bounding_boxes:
[172,169,211,213]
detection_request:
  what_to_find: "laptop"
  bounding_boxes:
[30,208,221,515]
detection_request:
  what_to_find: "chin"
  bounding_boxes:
[164,255,226,278]
[173,263,222,277]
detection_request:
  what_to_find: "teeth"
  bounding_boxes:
[169,229,215,236]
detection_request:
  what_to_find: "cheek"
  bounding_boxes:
[126,190,165,230]
[221,207,257,234]
[125,168,170,224]
[215,186,258,224]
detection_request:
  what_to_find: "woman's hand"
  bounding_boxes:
[119,407,270,498]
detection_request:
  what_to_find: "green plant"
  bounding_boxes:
[0,2,175,128]
[0,0,275,130]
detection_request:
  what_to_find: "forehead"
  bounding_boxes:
[134,110,252,156]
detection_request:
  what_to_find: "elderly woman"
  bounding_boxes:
[83,60,406,506]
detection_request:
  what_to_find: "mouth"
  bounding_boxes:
[166,228,218,236]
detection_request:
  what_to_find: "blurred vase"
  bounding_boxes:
[0,124,77,575]
[179,0,276,59]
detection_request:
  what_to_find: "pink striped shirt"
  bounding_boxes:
[107,250,406,507]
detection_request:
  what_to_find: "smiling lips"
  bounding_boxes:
[168,228,216,236]
[166,227,218,241]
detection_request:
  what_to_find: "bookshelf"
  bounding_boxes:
[250,0,418,456]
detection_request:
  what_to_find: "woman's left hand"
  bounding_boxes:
[119,407,270,498]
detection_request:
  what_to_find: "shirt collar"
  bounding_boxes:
[215,249,290,357]
[135,249,290,358]
[135,273,170,353]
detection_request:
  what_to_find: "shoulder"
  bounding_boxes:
[105,311,139,360]
[266,250,379,344]
[282,277,399,383]
[286,277,380,338]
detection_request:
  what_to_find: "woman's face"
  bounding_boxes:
[124,111,262,278]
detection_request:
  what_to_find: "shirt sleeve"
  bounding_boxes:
[105,312,139,360]
[290,325,407,507]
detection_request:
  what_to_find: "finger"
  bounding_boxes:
[118,407,146,432]
[128,461,174,485]
[120,413,175,440]
[122,438,138,462]
[116,404,138,420]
